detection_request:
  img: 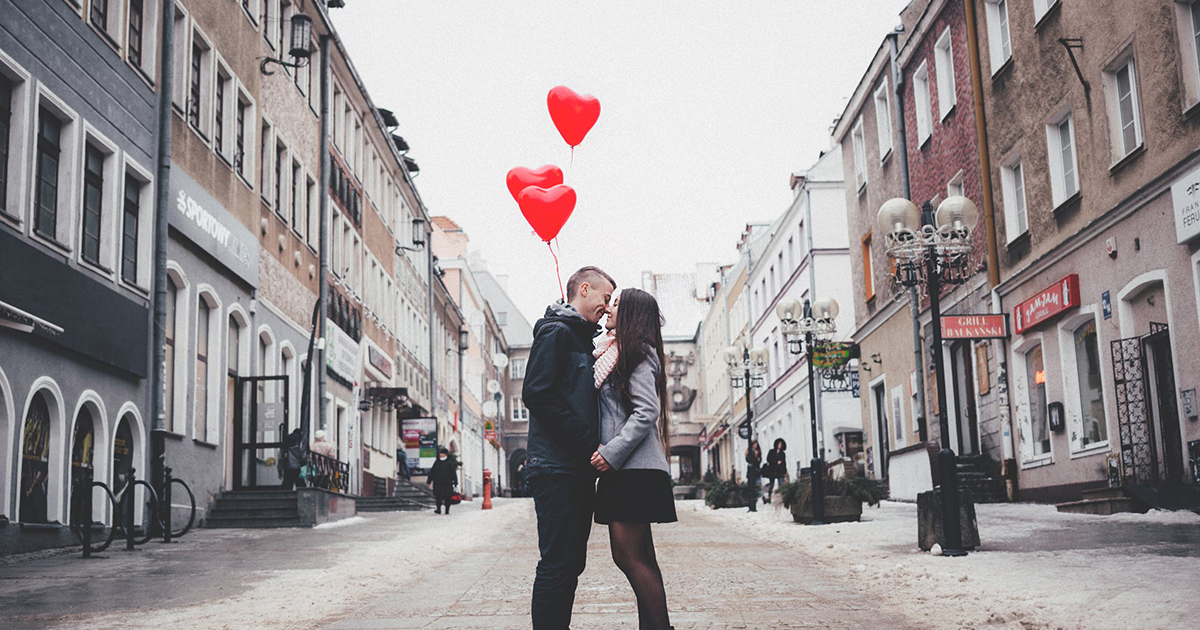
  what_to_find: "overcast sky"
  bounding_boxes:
[331,0,911,325]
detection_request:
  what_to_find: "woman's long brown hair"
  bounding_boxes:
[612,288,670,454]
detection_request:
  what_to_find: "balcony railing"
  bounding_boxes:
[306,449,349,494]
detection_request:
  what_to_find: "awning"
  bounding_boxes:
[0,300,64,335]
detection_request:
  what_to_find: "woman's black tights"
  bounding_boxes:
[609,522,671,630]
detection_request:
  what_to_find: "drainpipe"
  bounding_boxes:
[888,28,930,445]
[149,0,176,495]
[963,0,1016,499]
[317,34,331,435]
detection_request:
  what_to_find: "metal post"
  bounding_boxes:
[161,467,173,543]
[922,202,966,557]
[805,305,825,525]
[81,468,93,558]
[317,35,331,434]
[744,355,756,512]
[125,468,137,551]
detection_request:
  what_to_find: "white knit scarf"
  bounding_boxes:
[593,330,619,389]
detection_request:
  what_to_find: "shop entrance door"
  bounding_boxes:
[233,375,289,490]
[872,382,890,478]
[949,342,980,456]
[1144,324,1184,484]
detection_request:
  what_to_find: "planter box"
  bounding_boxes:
[705,494,751,509]
[790,494,863,524]
[916,489,979,551]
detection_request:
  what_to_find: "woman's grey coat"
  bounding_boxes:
[597,351,670,472]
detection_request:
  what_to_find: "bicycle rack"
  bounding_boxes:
[159,467,196,543]
[73,467,199,558]
[71,469,118,558]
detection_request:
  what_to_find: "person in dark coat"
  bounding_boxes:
[763,438,788,504]
[745,440,762,512]
[281,428,306,491]
[426,448,458,514]
[522,266,615,630]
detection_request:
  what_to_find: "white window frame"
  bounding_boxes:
[0,50,32,228]
[890,384,907,449]
[194,287,223,445]
[934,27,956,120]
[946,170,964,199]
[234,85,256,187]
[120,154,155,290]
[125,0,161,82]
[79,124,120,278]
[851,116,867,191]
[213,58,235,164]
[1173,1,1200,109]
[87,0,127,50]
[510,357,527,380]
[1055,307,1112,458]
[1000,153,1028,244]
[913,61,932,145]
[186,25,215,142]
[512,397,528,422]
[165,265,191,435]
[171,3,189,110]
[241,0,260,27]
[984,0,1012,75]
[1045,107,1080,207]
[32,85,81,251]
[873,82,892,160]
[1104,53,1144,164]
[306,174,318,250]
[1033,0,1059,24]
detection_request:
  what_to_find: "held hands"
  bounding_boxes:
[590,448,612,472]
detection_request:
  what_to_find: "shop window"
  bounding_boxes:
[1025,344,1051,457]
[113,414,134,496]
[1072,320,1107,448]
[226,316,241,446]
[69,407,95,528]
[165,278,178,431]
[20,393,52,524]
[195,298,212,441]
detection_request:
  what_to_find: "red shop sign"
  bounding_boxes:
[1014,274,1080,334]
[941,314,1009,339]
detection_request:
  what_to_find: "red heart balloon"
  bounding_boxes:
[506,165,565,202]
[547,86,601,148]
[517,185,577,242]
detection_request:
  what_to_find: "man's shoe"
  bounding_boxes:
[434,508,441,514]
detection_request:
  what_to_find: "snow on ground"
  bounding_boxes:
[687,499,1200,630]
[312,515,369,529]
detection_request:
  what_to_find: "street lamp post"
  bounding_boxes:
[776,298,839,526]
[724,344,768,511]
[877,196,979,557]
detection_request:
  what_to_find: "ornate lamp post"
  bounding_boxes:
[776,297,839,525]
[877,196,979,557]
[724,344,768,509]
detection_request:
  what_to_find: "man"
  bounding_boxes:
[426,448,458,515]
[523,266,615,629]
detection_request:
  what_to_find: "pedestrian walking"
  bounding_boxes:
[515,458,528,497]
[763,438,788,504]
[522,266,615,630]
[426,448,458,514]
[590,288,677,630]
[397,449,411,480]
[310,429,337,458]
[745,440,762,512]
[280,428,307,491]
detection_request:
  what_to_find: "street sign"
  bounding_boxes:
[940,314,1008,339]
[737,421,751,439]
[812,342,854,368]
[1014,274,1080,334]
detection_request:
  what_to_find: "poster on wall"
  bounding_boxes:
[402,417,438,475]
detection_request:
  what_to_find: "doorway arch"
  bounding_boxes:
[17,379,66,524]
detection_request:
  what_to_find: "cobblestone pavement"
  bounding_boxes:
[0,498,918,629]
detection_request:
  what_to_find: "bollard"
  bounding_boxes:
[482,469,493,510]
[161,467,173,543]
[82,468,93,558]
[125,468,137,551]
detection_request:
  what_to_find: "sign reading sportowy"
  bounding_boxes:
[1014,274,1080,334]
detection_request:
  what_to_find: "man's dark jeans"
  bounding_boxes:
[529,473,596,630]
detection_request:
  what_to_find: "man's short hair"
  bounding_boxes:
[566,266,616,300]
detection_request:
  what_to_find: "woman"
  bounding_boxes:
[745,440,762,512]
[426,448,458,515]
[590,288,676,630]
[763,438,788,504]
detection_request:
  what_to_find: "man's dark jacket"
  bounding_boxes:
[522,302,601,477]
[426,457,458,499]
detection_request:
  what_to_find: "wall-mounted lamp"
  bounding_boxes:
[260,4,314,76]
[397,218,428,255]
[458,327,471,352]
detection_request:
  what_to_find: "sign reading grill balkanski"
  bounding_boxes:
[941,314,1008,339]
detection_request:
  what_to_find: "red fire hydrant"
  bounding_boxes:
[482,469,493,510]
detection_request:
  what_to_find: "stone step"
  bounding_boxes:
[205,515,306,529]
[356,504,427,512]
[1081,487,1127,501]
[210,497,298,510]
[209,507,299,519]
[1056,497,1145,516]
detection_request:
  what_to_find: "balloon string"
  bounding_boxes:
[570,145,574,168]
[549,241,565,301]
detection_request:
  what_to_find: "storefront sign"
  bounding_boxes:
[1014,274,1080,334]
[941,314,1008,339]
[698,425,708,447]
[168,166,258,287]
[1170,164,1200,243]
[402,417,438,475]
[366,345,393,379]
[812,342,854,368]
[325,322,360,383]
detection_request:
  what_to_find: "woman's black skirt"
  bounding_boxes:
[594,469,678,524]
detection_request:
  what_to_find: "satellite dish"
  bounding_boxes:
[482,401,497,418]
[492,353,509,369]
[487,379,501,394]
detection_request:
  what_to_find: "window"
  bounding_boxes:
[873,82,892,159]
[81,144,105,266]
[187,31,213,138]
[947,171,964,199]
[127,0,144,68]
[275,141,286,218]
[0,74,10,216]
[171,7,189,109]
[1025,344,1051,457]
[35,106,64,241]
[512,397,529,422]
[985,0,1012,74]
[1033,0,1058,23]
[165,278,178,431]
[279,2,293,64]
[306,176,317,249]
[1173,2,1200,108]
[1000,156,1028,243]
[90,0,110,32]
[235,94,249,179]
[913,61,932,144]
[851,117,867,190]
[861,233,874,300]
[263,0,277,48]
[1046,110,1079,206]
[121,174,141,284]
[291,160,302,237]
[214,70,228,157]
[1071,320,1107,448]
[1106,55,1142,161]
[260,120,271,199]
[195,299,211,441]
[934,28,956,119]
[227,316,241,445]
